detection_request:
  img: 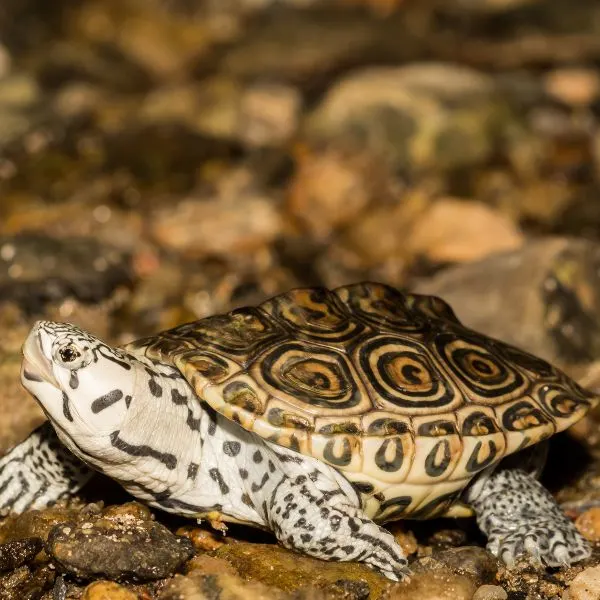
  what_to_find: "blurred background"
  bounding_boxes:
[1,1,600,597]
[2,0,600,451]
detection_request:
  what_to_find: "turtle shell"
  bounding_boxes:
[127,282,597,520]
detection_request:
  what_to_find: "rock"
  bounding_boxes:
[150,188,282,259]
[0,505,93,546]
[0,234,132,314]
[286,147,386,240]
[576,507,600,542]
[413,547,500,587]
[406,198,524,264]
[82,580,139,600]
[159,571,290,600]
[565,566,600,600]
[238,82,301,147]
[214,542,389,598]
[472,585,508,600]
[306,63,511,172]
[176,527,226,552]
[544,68,600,107]
[414,237,600,389]
[0,565,54,599]
[386,567,477,599]
[47,504,195,581]
[185,555,237,577]
[0,538,43,572]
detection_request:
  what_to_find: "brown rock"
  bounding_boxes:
[472,585,508,600]
[215,542,389,598]
[576,507,600,542]
[185,555,237,577]
[544,68,600,107]
[286,147,382,240]
[150,188,281,259]
[176,527,226,552]
[386,567,477,599]
[406,198,523,264]
[565,566,600,600]
[82,580,139,600]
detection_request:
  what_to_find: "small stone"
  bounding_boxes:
[544,68,600,108]
[566,566,600,600]
[176,527,226,552]
[82,581,138,600]
[473,585,508,600]
[239,83,301,147]
[47,509,195,581]
[576,507,600,541]
[428,547,500,586]
[185,555,237,577]
[386,567,477,599]
[407,198,523,264]
[0,538,43,572]
[159,571,290,600]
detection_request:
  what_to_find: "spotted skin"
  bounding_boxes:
[0,422,92,514]
[466,469,591,567]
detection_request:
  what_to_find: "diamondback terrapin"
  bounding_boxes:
[1,282,596,581]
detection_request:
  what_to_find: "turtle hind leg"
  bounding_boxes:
[465,468,590,567]
[263,468,409,581]
[0,421,93,514]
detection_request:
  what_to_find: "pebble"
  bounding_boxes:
[47,505,195,581]
[544,67,600,107]
[82,580,139,600]
[472,585,508,600]
[413,546,500,587]
[386,567,477,599]
[0,537,42,572]
[565,566,600,600]
[406,198,524,264]
[575,507,600,541]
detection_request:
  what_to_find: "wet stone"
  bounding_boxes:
[0,537,42,573]
[47,508,195,582]
[413,546,500,587]
[566,566,600,600]
[386,567,477,599]
[0,234,132,315]
[82,580,139,600]
[214,542,389,598]
[0,565,55,600]
[472,585,508,600]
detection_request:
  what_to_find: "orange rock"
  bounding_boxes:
[83,581,138,600]
[575,507,600,542]
[176,526,226,552]
[406,198,523,264]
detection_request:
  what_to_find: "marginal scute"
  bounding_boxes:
[404,293,461,324]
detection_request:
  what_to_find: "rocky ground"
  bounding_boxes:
[2,0,600,597]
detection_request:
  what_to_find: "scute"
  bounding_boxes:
[131,282,598,497]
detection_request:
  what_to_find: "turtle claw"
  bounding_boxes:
[488,520,591,568]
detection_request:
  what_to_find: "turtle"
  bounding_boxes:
[0,282,596,581]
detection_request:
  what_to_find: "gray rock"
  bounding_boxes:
[0,537,43,573]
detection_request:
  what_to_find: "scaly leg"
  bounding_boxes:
[263,467,409,581]
[466,468,590,566]
[0,422,93,514]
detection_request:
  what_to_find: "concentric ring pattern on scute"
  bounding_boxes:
[254,341,366,412]
[356,335,461,414]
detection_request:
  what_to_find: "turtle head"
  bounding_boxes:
[21,321,137,460]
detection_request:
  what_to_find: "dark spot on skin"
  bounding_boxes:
[91,389,124,413]
[268,460,276,473]
[253,450,263,464]
[62,392,73,422]
[148,378,163,397]
[223,441,241,457]
[188,463,199,480]
[125,395,132,408]
[171,389,187,405]
[209,468,230,495]
[109,431,177,469]
[239,468,249,479]
[241,493,254,507]
[69,370,79,390]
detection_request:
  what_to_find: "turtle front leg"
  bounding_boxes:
[465,468,590,567]
[0,422,93,514]
[263,468,409,581]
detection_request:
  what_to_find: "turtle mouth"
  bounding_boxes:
[21,325,59,389]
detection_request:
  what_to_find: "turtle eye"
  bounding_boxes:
[53,341,91,370]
